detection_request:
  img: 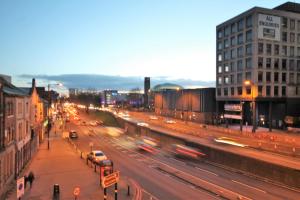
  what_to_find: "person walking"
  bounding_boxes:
[28,171,35,189]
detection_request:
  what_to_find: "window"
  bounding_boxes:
[217,29,222,38]
[231,87,235,95]
[297,60,300,70]
[290,47,295,57]
[274,86,279,96]
[282,59,287,70]
[230,62,235,72]
[217,42,222,50]
[231,49,236,59]
[224,64,229,72]
[224,39,229,48]
[231,23,236,33]
[282,17,287,28]
[237,33,243,44]
[298,34,300,44]
[237,73,242,84]
[289,73,295,84]
[258,71,263,82]
[289,59,295,70]
[258,43,264,54]
[274,58,279,69]
[224,88,228,96]
[238,87,243,95]
[266,86,271,96]
[266,72,271,82]
[224,51,230,60]
[258,86,263,96]
[290,33,295,43]
[274,45,279,55]
[298,47,300,57]
[237,46,243,57]
[217,88,221,96]
[246,30,252,42]
[246,58,252,69]
[274,72,279,82]
[224,76,229,84]
[218,54,222,61]
[246,87,251,95]
[231,36,236,46]
[282,45,287,56]
[238,19,244,31]
[237,60,243,71]
[266,58,271,68]
[282,86,286,96]
[298,20,300,31]
[218,77,222,85]
[224,26,230,36]
[282,73,286,82]
[266,44,272,55]
[298,73,300,83]
[245,72,251,80]
[246,15,252,27]
[230,74,234,84]
[246,44,252,55]
[18,102,22,115]
[291,19,295,30]
[258,57,263,68]
[218,66,222,73]
[282,32,287,42]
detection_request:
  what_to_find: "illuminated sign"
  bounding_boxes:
[224,104,242,112]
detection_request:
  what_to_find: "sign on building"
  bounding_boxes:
[224,104,242,112]
[224,114,242,120]
[258,14,281,41]
[17,177,25,199]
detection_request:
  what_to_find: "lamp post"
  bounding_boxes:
[47,83,62,150]
[244,80,256,133]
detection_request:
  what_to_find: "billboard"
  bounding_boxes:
[258,14,281,41]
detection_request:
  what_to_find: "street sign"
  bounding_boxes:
[101,171,120,188]
[73,187,80,196]
[17,177,25,199]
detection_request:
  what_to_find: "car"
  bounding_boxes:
[87,150,107,164]
[136,136,160,154]
[214,137,248,147]
[165,119,176,124]
[149,115,158,120]
[137,122,149,127]
[69,130,78,139]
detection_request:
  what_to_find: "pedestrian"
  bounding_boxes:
[28,171,35,189]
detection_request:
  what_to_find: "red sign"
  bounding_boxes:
[101,171,120,188]
[73,187,80,196]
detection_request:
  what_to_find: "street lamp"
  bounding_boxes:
[47,83,63,150]
[244,80,256,133]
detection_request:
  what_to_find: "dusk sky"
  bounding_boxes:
[0,0,289,82]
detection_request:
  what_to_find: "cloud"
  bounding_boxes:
[18,74,215,90]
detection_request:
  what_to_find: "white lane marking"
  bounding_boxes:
[232,180,266,193]
[195,167,218,177]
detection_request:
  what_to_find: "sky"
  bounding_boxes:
[0,0,291,84]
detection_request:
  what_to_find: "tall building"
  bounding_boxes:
[144,77,150,108]
[216,2,300,131]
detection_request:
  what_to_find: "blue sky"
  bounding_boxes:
[0,0,289,82]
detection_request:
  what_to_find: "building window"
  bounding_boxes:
[224,39,229,48]
[291,19,295,30]
[246,58,252,69]
[217,88,221,96]
[258,71,263,82]
[224,64,229,72]
[246,87,251,95]
[282,32,287,42]
[274,45,279,55]
[218,66,222,73]
[282,72,286,82]
[258,86,263,96]
[231,23,236,34]
[218,77,222,85]
[297,34,300,44]
[218,54,222,61]
[266,72,271,82]
[266,86,271,96]
[245,72,251,80]
[225,76,229,84]
[231,49,236,59]
[237,33,243,44]
[224,51,230,60]
[231,87,234,95]
[237,60,243,71]
[298,20,300,31]
[297,60,300,70]
[217,42,222,50]
[217,29,222,39]
[238,19,244,31]
[230,74,234,84]
[258,43,263,54]
[274,58,279,69]
[289,59,295,70]
[238,87,243,95]
[282,17,288,28]
[224,26,230,36]
[282,59,287,70]
[237,73,242,84]
[246,30,252,42]
[297,47,300,57]
[266,43,271,55]
[246,15,252,27]
[224,88,228,96]
[282,45,287,56]
[246,44,252,55]
[266,58,271,68]
[258,57,263,68]
[274,72,279,82]
[289,73,294,84]
[230,62,235,72]
[298,73,300,83]
[290,47,295,57]
[290,33,295,43]
[274,86,279,96]
[237,46,243,57]
[231,36,236,46]
[282,86,286,96]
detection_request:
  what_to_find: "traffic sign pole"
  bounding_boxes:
[115,183,118,200]
[104,188,107,200]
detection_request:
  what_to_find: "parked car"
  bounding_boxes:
[87,150,107,164]
[69,130,78,139]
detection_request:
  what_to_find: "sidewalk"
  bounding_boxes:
[7,124,134,200]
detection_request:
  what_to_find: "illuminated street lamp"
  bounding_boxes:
[244,80,256,133]
[47,83,63,150]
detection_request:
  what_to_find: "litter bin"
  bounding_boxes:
[53,184,60,197]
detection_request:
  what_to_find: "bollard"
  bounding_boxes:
[293,147,296,153]
[104,188,107,200]
[80,152,82,159]
[94,164,97,172]
[127,185,130,196]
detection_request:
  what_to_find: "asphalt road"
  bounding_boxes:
[66,110,300,200]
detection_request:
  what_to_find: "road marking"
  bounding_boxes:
[231,180,266,193]
[195,167,218,176]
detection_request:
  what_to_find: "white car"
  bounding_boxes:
[137,122,149,127]
[87,150,107,163]
[165,119,176,124]
[149,116,158,120]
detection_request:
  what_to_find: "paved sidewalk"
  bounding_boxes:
[7,127,133,200]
